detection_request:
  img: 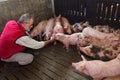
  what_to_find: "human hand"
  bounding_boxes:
[50,34,55,41]
[44,36,55,46]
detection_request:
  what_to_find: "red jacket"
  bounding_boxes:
[0,20,26,59]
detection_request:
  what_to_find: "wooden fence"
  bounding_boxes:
[54,0,120,28]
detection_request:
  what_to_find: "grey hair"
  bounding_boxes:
[18,13,33,23]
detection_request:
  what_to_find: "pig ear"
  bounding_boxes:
[79,66,84,70]
[81,55,87,61]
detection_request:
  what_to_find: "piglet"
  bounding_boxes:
[72,23,82,33]
[55,33,84,52]
[72,21,90,33]
[53,15,64,34]
[61,17,72,34]
[72,54,120,80]
[44,18,55,40]
[30,20,47,40]
[82,27,118,40]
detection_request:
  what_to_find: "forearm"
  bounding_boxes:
[16,36,45,49]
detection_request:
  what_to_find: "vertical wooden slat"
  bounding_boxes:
[54,0,120,27]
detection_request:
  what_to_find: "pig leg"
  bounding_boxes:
[62,45,69,52]
[65,45,69,53]
[76,40,82,55]
[77,48,81,55]
[79,45,94,57]
[64,43,69,53]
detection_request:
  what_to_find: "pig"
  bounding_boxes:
[81,21,90,28]
[72,21,90,33]
[94,25,103,32]
[72,54,120,80]
[72,23,82,33]
[101,25,111,33]
[53,15,64,34]
[77,36,92,47]
[80,36,120,48]
[30,20,47,40]
[61,17,72,34]
[94,25,111,33]
[55,33,84,52]
[82,27,119,40]
[79,40,120,60]
[112,29,120,39]
[79,45,94,57]
[44,18,55,40]
[103,45,120,60]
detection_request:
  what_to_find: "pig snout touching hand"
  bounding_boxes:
[72,54,120,80]
[54,33,69,52]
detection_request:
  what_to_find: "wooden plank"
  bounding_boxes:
[25,64,54,80]
[12,72,29,80]
[34,60,66,76]
[35,55,87,80]
[0,73,7,80]
[30,62,61,80]
[4,73,17,80]
[20,68,43,80]
[34,43,92,80]
[0,77,7,80]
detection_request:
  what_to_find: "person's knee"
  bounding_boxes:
[19,54,34,65]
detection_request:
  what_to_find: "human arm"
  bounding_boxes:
[16,36,55,49]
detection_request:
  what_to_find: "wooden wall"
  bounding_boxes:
[0,0,53,33]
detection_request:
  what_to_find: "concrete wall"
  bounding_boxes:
[0,0,53,33]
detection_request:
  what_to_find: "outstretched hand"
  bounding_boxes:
[44,35,56,46]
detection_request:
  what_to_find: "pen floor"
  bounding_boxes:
[0,42,92,80]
